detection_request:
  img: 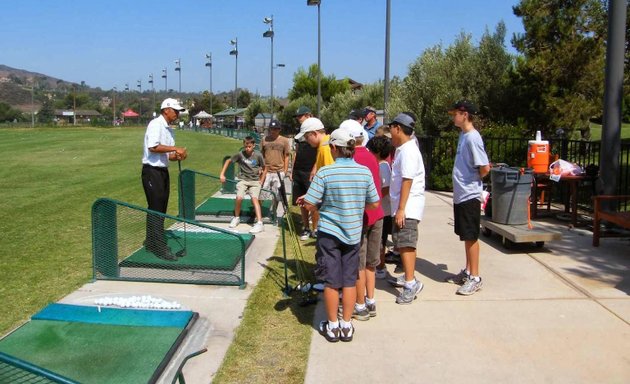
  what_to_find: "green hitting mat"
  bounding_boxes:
[195,197,274,223]
[0,303,196,384]
[120,230,254,271]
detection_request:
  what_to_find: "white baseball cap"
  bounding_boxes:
[339,119,368,142]
[295,117,324,140]
[325,128,355,147]
[160,98,186,112]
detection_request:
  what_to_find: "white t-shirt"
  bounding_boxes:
[390,139,425,220]
[379,160,392,214]
[142,114,175,168]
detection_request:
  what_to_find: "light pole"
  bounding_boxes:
[174,58,181,93]
[229,38,239,127]
[384,0,391,123]
[307,0,321,116]
[137,80,142,119]
[205,53,213,114]
[73,84,77,126]
[263,15,275,115]
[161,68,167,92]
[112,87,117,125]
[273,64,285,117]
[30,84,34,128]
[148,73,155,115]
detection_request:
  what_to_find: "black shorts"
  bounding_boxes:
[314,231,360,289]
[454,198,481,241]
[292,170,311,205]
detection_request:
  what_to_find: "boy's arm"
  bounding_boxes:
[395,178,412,228]
[260,166,267,183]
[219,158,232,183]
[479,164,490,179]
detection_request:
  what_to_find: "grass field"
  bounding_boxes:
[588,122,630,140]
[0,126,242,333]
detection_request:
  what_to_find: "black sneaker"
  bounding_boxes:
[319,321,340,343]
[146,243,177,261]
[340,324,354,342]
[384,251,401,264]
[366,302,377,317]
[351,306,370,321]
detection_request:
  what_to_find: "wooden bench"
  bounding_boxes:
[592,195,630,246]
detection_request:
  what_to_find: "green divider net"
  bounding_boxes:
[221,155,236,194]
[179,169,196,220]
[92,199,119,278]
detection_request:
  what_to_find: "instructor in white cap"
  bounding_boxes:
[141,98,188,261]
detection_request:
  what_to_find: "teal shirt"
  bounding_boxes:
[304,158,379,245]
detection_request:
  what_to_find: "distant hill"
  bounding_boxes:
[0,64,78,111]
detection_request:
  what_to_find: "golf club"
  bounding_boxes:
[176,160,187,257]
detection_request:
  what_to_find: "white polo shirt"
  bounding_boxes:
[142,115,175,168]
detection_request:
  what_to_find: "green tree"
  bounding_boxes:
[38,99,55,124]
[0,102,23,122]
[320,82,385,129]
[511,0,607,139]
[389,24,514,135]
[237,89,252,108]
[287,64,351,104]
[244,97,269,128]
[278,95,317,133]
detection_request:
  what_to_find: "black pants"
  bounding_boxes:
[141,164,170,249]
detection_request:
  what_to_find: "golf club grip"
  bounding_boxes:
[277,171,289,209]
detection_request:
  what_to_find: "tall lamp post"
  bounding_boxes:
[137,80,142,119]
[384,0,391,123]
[263,15,275,115]
[161,68,167,92]
[205,53,213,114]
[112,87,117,125]
[148,73,155,115]
[307,0,321,117]
[229,38,239,127]
[174,59,181,93]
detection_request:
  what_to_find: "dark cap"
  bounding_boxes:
[294,105,311,117]
[269,119,281,129]
[448,100,478,115]
[363,106,376,116]
[348,109,366,120]
[388,113,415,130]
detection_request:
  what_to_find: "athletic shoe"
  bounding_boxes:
[146,243,177,261]
[444,269,470,285]
[250,221,264,234]
[310,229,318,238]
[457,277,483,296]
[375,267,387,280]
[340,324,354,342]
[396,280,424,305]
[319,321,340,343]
[366,302,377,317]
[387,274,406,288]
[229,216,240,228]
[393,263,404,274]
[351,306,370,321]
[299,229,311,241]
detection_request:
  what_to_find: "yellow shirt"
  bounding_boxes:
[315,134,334,170]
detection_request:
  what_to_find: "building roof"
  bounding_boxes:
[214,107,247,117]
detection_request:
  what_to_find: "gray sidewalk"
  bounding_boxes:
[305,191,630,383]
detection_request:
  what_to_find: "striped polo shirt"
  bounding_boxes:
[304,157,379,245]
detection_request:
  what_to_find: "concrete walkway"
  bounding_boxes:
[305,191,630,383]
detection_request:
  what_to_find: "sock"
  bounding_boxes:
[355,303,366,311]
[339,319,352,329]
[365,297,376,305]
[327,320,339,329]
[404,279,416,289]
[469,275,480,282]
[464,269,471,276]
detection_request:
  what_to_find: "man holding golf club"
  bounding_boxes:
[141,98,188,261]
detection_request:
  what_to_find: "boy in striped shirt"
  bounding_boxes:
[297,128,380,343]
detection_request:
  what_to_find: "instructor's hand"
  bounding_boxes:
[175,147,187,160]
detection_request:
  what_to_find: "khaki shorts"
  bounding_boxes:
[359,219,383,270]
[236,180,261,199]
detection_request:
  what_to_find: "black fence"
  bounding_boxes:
[420,136,630,212]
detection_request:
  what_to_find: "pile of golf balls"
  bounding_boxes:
[94,295,181,310]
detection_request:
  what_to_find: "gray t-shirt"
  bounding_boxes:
[231,150,265,181]
[452,129,489,204]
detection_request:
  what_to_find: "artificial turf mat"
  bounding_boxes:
[0,304,195,384]
[195,197,273,218]
[120,230,254,270]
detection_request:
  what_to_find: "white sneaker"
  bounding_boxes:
[250,221,264,234]
[229,216,240,228]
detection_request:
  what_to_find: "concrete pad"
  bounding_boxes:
[306,299,630,384]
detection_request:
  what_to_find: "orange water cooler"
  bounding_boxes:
[527,131,549,173]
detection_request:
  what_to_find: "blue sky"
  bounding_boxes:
[2,0,524,97]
